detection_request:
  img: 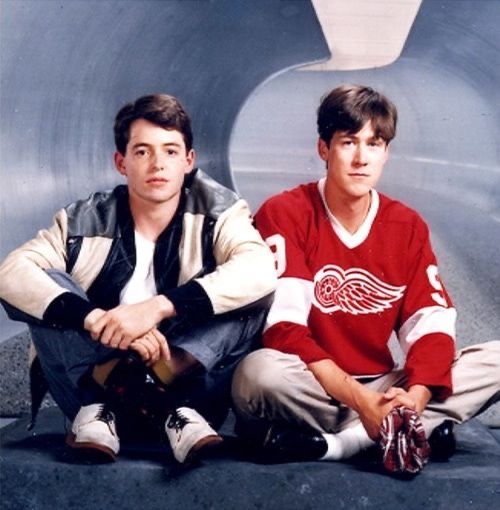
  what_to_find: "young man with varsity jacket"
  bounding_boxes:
[232,84,500,474]
[0,94,276,464]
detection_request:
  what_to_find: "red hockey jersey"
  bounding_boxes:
[255,179,456,400]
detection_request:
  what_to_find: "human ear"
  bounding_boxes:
[114,152,127,176]
[184,149,196,173]
[317,138,329,161]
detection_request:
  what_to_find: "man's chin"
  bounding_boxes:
[131,190,180,207]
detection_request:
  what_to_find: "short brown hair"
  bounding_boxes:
[317,85,397,145]
[114,94,193,155]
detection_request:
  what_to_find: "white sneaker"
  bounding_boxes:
[66,403,120,462]
[165,407,223,463]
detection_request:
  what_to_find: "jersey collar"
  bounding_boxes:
[317,178,379,249]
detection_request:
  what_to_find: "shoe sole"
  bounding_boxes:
[66,433,117,463]
[184,434,224,464]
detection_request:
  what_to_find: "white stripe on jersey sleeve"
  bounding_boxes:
[397,305,457,354]
[265,277,314,331]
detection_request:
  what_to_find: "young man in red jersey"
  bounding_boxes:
[232,84,500,473]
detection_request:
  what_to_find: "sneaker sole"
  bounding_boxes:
[66,433,117,463]
[184,434,224,464]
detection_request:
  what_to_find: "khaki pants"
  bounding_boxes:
[231,342,500,436]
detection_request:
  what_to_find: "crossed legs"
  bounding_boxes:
[232,342,500,444]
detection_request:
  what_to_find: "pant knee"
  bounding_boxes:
[463,340,500,389]
[232,348,298,415]
[485,341,500,391]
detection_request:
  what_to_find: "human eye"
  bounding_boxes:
[134,148,149,158]
[166,148,179,156]
[369,138,385,148]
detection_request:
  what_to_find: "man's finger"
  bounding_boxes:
[89,321,105,341]
[117,335,135,351]
[386,395,416,411]
[91,313,112,339]
[100,322,119,346]
[383,387,407,400]
[396,396,417,410]
[142,335,160,362]
[151,329,171,361]
[145,335,160,365]
[130,342,149,362]
[117,336,131,350]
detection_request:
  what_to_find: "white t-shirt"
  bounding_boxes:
[119,231,158,304]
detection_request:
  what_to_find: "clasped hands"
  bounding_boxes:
[358,385,431,440]
[83,296,175,366]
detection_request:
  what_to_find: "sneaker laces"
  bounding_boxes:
[95,404,115,425]
[166,409,190,433]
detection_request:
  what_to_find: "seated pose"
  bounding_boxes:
[0,94,276,464]
[232,84,500,474]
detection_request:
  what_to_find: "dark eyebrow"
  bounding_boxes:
[338,133,384,142]
[131,143,150,150]
[130,142,182,149]
[367,135,385,142]
[338,133,357,140]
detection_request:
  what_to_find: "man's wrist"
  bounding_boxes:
[308,358,370,414]
[154,295,176,322]
[350,382,376,415]
[83,308,105,331]
[408,384,432,414]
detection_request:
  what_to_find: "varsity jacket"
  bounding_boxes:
[0,168,277,330]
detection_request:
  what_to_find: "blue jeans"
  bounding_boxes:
[3,270,268,427]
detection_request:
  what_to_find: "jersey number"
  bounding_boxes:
[265,234,286,277]
[426,265,447,307]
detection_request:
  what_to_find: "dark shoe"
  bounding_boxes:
[257,423,328,463]
[236,423,328,463]
[429,420,456,461]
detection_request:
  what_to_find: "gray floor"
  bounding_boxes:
[1,408,500,510]
[0,418,17,428]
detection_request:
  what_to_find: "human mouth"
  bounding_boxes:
[147,178,168,185]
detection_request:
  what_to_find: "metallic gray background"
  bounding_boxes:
[1,0,499,419]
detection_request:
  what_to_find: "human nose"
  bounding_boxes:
[353,144,368,166]
[151,151,166,171]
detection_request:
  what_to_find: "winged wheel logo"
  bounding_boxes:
[313,265,406,315]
